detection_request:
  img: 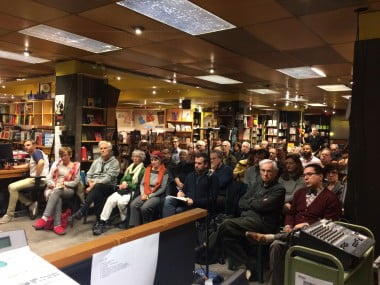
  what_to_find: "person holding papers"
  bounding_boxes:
[162,152,216,217]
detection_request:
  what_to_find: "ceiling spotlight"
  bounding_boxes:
[332,110,336,115]
[273,103,277,106]
[116,76,121,80]
[285,101,289,107]
[1,85,5,89]
[294,104,298,108]
[152,90,156,95]
[134,26,144,35]
[23,50,30,57]
[209,68,215,74]
[11,95,14,99]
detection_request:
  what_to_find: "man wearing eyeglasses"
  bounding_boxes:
[246,163,341,285]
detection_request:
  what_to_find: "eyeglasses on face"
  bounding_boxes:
[302,172,317,178]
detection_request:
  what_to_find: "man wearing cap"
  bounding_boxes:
[129,150,168,226]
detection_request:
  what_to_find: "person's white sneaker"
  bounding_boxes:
[0,214,13,224]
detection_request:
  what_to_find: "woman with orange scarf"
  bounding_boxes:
[128,151,168,227]
[33,147,80,235]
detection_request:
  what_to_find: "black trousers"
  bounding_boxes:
[208,216,266,268]
[83,183,115,220]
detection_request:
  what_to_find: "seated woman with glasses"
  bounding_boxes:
[324,163,344,203]
[128,151,168,227]
[33,147,80,235]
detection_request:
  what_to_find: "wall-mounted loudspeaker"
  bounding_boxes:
[182,99,191,109]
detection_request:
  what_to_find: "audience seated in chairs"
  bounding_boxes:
[0,139,49,224]
[128,151,168,227]
[246,163,342,285]
[209,150,233,214]
[168,150,194,196]
[70,141,120,234]
[93,150,146,235]
[32,147,80,235]
[162,152,213,217]
[278,154,305,214]
[203,159,285,276]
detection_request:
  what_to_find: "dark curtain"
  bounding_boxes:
[346,38,380,256]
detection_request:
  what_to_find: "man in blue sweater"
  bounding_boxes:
[162,152,214,217]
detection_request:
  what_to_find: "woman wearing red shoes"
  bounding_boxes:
[33,147,80,235]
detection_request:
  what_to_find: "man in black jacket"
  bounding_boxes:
[206,159,285,271]
[162,152,212,217]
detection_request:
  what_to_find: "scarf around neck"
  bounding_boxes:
[144,164,166,195]
[52,159,80,183]
[125,162,144,185]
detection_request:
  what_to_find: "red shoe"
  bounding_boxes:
[61,209,71,229]
[54,225,66,235]
[43,216,54,230]
[33,218,47,230]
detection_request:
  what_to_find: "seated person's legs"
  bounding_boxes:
[139,196,161,224]
[128,195,144,226]
[99,192,121,222]
[0,178,35,223]
[162,195,186,218]
[116,193,132,222]
[269,240,288,285]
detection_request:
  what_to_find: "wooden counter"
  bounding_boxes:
[43,208,207,269]
[0,168,27,179]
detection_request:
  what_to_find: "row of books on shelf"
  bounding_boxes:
[83,113,105,125]
[81,131,103,141]
[167,123,192,132]
[310,124,329,130]
[0,129,53,147]
[34,132,54,147]
[267,120,278,127]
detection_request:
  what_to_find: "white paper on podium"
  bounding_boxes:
[0,246,79,285]
[91,233,160,285]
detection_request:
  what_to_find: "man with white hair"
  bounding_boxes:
[241,141,251,160]
[205,159,285,273]
[70,141,120,231]
[222,140,237,169]
[195,140,206,153]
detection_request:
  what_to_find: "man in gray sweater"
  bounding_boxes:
[70,141,120,233]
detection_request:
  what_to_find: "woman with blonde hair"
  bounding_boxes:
[33,147,80,235]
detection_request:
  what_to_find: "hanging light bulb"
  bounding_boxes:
[285,101,289,107]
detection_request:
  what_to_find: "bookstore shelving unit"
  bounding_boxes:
[166,108,193,146]
[0,100,54,153]
[56,74,119,165]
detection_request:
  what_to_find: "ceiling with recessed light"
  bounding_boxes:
[0,0,377,112]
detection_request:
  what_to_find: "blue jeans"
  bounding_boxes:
[162,196,188,218]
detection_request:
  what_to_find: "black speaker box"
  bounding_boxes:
[182,99,191,109]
